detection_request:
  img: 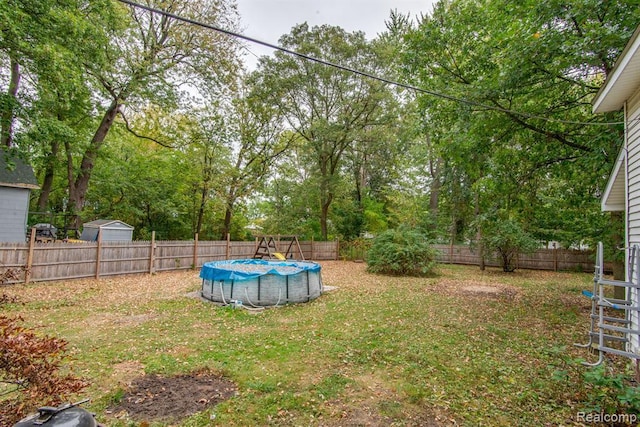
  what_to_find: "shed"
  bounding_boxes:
[80,220,134,242]
[0,149,39,242]
[593,24,640,359]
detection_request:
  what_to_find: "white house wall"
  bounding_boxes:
[627,90,640,246]
[626,89,640,355]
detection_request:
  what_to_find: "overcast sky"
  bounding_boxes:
[235,0,437,67]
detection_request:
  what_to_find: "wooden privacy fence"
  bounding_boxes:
[431,244,599,272]
[0,237,601,285]
[0,234,340,285]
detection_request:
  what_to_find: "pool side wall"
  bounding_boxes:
[201,268,322,306]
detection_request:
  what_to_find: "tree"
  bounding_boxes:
[253,24,394,240]
[0,0,114,229]
[185,107,230,239]
[217,82,293,239]
[65,0,240,228]
[401,0,639,248]
[472,213,539,272]
[255,142,324,239]
[0,0,61,147]
[86,115,196,239]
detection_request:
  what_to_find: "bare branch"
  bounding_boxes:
[120,110,175,148]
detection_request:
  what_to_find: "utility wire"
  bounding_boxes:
[117,0,623,127]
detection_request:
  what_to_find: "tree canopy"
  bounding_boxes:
[1,0,638,251]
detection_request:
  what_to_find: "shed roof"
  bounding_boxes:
[0,148,39,190]
[593,25,640,113]
[83,219,134,229]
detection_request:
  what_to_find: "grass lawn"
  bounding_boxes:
[0,261,623,426]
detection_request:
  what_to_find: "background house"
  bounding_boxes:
[0,150,39,242]
[594,24,640,357]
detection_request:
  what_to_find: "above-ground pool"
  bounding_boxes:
[200,259,323,306]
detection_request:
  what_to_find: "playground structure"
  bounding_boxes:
[576,242,640,366]
[253,235,305,260]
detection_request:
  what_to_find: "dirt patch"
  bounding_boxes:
[108,370,237,422]
[111,360,145,383]
[317,373,455,427]
[462,285,501,294]
[90,312,158,327]
[432,278,518,300]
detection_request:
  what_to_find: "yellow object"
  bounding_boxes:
[273,252,286,260]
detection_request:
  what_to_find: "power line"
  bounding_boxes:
[117,0,623,127]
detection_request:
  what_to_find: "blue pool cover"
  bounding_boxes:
[200,259,321,282]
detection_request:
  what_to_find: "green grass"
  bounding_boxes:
[0,263,628,425]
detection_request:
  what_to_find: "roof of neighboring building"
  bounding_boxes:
[83,219,134,229]
[0,148,39,190]
[593,24,640,113]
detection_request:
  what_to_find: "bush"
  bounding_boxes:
[366,227,437,276]
[340,238,372,261]
[474,215,538,272]
[582,364,640,415]
[0,294,87,425]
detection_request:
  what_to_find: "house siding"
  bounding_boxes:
[0,187,30,242]
[593,24,640,362]
[626,89,640,355]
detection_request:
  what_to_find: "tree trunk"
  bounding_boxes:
[354,153,365,205]
[429,157,442,230]
[37,140,60,211]
[449,212,457,260]
[1,57,20,147]
[196,149,215,237]
[221,206,233,240]
[475,192,485,271]
[428,169,441,214]
[67,100,120,229]
[195,184,208,236]
[221,183,237,239]
[320,192,333,241]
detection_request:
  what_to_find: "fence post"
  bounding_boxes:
[553,243,559,272]
[25,227,36,284]
[226,233,231,259]
[149,231,156,274]
[449,241,454,264]
[193,233,199,269]
[311,237,315,260]
[335,238,339,260]
[95,232,103,279]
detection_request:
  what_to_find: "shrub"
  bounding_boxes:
[582,364,640,415]
[0,293,87,425]
[474,215,538,272]
[340,238,372,261]
[366,227,437,276]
